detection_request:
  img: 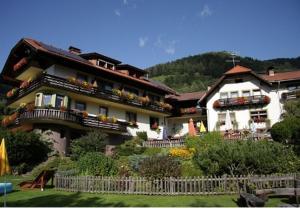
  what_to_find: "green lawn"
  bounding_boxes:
[0,175,295,207]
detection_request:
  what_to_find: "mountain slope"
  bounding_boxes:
[146,51,300,93]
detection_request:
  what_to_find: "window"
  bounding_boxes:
[242,90,250,97]
[126,112,137,123]
[150,117,159,129]
[97,60,106,67]
[250,110,267,122]
[76,73,88,82]
[148,93,160,102]
[99,106,108,116]
[75,101,86,111]
[230,91,238,98]
[55,95,64,108]
[42,94,52,106]
[218,112,236,124]
[124,87,139,95]
[220,92,228,99]
[102,81,113,92]
[253,89,261,96]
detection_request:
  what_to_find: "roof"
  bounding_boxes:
[117,64,147,75]
[261,70,300,82]
[166,91,206,101]
[199,65,271,103]
[224,65,251,75]
[79,52,121,64]
[5,38,175,94]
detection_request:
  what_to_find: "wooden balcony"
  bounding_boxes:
[7,74,170,114]
[213,95,270,109]
[281,90,300,101]
[12,108,128,132]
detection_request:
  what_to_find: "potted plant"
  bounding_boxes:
[213,100,221,108]
[98,114,107,122]
[138,96,150,105]
[60,106,67,112]
[26,103,35,112]
[237,97,245,105]
[82,111,89,118]
[68,77,77,84]
[6,88,18,98]
[20,80,30,89]
[263,95,270,104]
[112,89,122,97]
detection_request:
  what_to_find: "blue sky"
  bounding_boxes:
[0,0,299,70]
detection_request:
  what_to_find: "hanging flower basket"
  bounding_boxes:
[213,100,221,108]
[6,88,18,98]
[13,57,28,71]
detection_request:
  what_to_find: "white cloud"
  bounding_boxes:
[114,9,121,16]
[200,5,212,17]
[165,47,175,55]
[154,36,178,55]
[123,0,128,5]
[139,37,148,47]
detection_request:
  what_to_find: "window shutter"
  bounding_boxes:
[35,93,43,106]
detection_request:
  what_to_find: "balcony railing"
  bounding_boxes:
[7,74,170,114]
[281,90,300,101]
[213,95,270,109]
[8,108,128,132]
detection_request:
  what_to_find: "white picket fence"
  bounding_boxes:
[55,173,298,195]
[142,139,185,148]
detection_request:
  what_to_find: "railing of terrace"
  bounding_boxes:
[7,74,171,114]
[13,108,128,132]
[213,95,270,109]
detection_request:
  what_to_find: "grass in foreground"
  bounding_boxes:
[0,175,296,207]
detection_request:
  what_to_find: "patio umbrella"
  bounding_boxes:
[0,138,11,207]
[225,110,233,131]
[188,118,196,136]
[199,121,207,133]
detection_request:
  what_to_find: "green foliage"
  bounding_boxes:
[147,52,300,93]
[77,152,117,176]
[70,130,108,160]
[271,116,300,145]
[128,154,147,172]
[181,160,203,177]
[116,137,146,156]
[0,128,52,173]
[283,99,300,118]
[139,155,181,179]
[136,131,148,141]
[194,140,300,176]
[142,147,165,156]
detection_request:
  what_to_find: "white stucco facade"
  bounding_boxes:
[205,72,288,132]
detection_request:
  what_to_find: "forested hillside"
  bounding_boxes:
[146,51,300,93]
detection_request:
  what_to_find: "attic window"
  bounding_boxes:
[235,78,243,83]
[97,60,106,67]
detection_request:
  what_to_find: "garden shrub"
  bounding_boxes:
[181,160,203,177]
[136,131,148,141]
[194,140,300,176]
[142,147,165,156]
[116,137,146,156]
[128,154,147,172]
[169,147,195,159]
[77,152,117,176]
[0,128,52,173]
[70,130,108,160]
[271,116,300,146]
[139,155,181,179]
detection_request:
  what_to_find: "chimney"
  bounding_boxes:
[68,46,81,55]
[267,66,275,76]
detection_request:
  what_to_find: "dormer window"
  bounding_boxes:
[97,60,106,68]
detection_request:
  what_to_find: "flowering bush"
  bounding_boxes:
[13,57,28,71]
[180,107,197,114]
[155,101,173,111]
[112,89,122,97]
[138,96,150,105]
[82,111,89,118]
[98,114,107,122]
[237,97,245,105]
[169,147,195,159]
[263,95,270,104]
[6,88,18,98]
[1,112,18,127]
[20,80,30,89]
[107,116,117,123]
[213,100,221,108]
